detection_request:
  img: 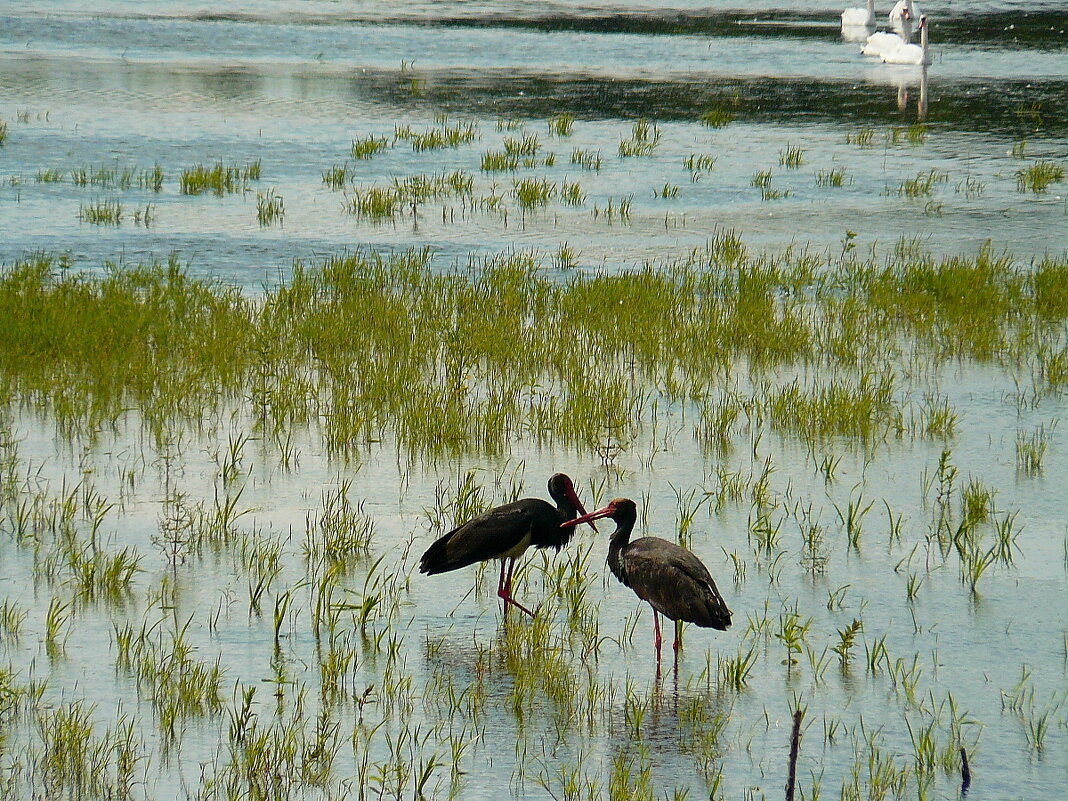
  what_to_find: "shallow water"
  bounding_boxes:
[1,2,1067,800]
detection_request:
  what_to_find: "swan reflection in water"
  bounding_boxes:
[893,65,929,119]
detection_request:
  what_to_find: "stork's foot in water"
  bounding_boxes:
[498,587,536,618]
[497,557,536,618]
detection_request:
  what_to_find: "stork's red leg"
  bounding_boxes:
[653,608,663,663]
[499,557,535,618]
[497,559,510,618]
[673,621,681,676]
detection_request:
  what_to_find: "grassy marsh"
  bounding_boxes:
[0,233,1061,796]
[3,24,1068,797]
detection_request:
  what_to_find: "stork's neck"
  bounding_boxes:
[606,517,634,582]
[553,492,579,521]
[547,480,579,521]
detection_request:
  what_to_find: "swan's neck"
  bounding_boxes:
[920,20,928,56]
[867,0,875,15]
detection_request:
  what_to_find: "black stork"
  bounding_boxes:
[419,473,596,618]
[562,497,731,662]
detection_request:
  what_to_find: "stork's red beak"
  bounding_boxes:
[561,502,615,529]
[565,485,598,532]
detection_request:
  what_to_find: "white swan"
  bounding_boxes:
[861,17,912,57]
[882,14,930,64]
[888,0,921,29]
[842,0,876,28]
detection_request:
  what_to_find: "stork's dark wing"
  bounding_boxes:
[624,537,732,630]
[418,502,539,574]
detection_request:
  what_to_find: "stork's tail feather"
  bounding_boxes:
[699,586,733,631]
[419,535,455,575]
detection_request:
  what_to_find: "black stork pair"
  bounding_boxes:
[419,475,732,663]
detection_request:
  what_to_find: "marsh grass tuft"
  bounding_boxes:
[752,170,788,200]
[1016,161,1065,193]
[548,113,575,136]
[618,119,660,157]
[1015,422,1055,474]
[816,168,847,187]
[894,169,949,198]
[348,187,400,219]
[570,148,602,171]
[351,135,390,159]
[179,160,261,195]
[504,134,541,157]
[322,164,351,190]
[685,153,717,174]
[481,151,519,172]
[779,144,805,168]
[78,199,123,225]
[138,164,165,192]
[36,168,64,183]
[846,128,875,147]
[560,180,584,206]
[256,188,285,226]
[396,117,478,151]
[701,108,734,128]
[513,177,555,210]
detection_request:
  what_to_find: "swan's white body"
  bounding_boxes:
[862,29,909,57]
[842,0,876,28]
[882,15,930,64]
